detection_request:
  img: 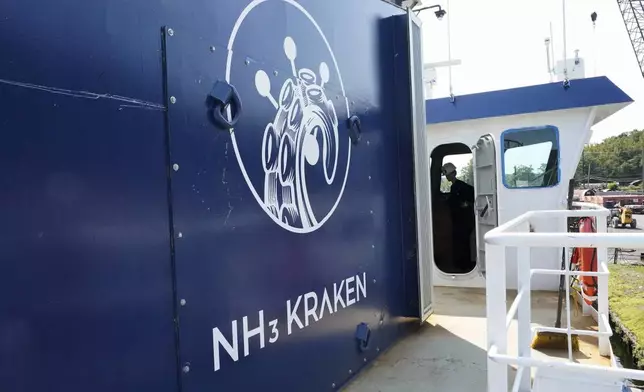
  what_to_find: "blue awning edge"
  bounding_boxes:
[425,76,633,125]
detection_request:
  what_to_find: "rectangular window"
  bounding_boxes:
[501,126,560,189]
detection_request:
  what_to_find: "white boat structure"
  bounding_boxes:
[344,75,644,392]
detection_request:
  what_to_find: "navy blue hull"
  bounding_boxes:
[0,1,421,390]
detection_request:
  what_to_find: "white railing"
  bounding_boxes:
[571,201,607,210]
[484,207,644,392]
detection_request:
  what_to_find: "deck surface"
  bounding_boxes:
[343,286,609,392]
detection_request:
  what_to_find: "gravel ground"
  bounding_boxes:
[607,214,644,266]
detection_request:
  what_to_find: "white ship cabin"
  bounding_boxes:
[425,76,633,291]
[345,76,644,392]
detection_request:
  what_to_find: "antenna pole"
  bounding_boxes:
[593,19,597,76]
[550,22,555,78]
[546,38,553,82]
[562,0,568,81]
[446,0,454,101]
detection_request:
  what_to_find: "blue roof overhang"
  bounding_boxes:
[425,76,633,125]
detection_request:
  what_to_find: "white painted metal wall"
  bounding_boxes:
[427,107,595,290]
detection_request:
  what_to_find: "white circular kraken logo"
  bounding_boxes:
[225,0,351,234]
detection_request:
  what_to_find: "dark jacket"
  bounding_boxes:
[449,179,475,229]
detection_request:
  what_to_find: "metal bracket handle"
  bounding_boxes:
[478,203,489,218]
[476,195,493,217]
[347,115,362,145]
[207,80,243,130]
[355,322,371,352]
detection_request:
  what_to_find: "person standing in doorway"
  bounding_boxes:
[442,162,476,272]
[442,162,474,207]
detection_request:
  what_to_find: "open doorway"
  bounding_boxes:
[430,143,476,274]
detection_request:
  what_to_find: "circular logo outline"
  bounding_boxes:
[225,0,351,234]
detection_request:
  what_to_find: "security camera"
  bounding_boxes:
[413,4,447,19]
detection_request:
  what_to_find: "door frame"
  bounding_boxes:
[407,8,434,321]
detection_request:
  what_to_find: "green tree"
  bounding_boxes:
[575,129,644,182]
[440,177,451,193]
[505,165,538,187]
[458,159,474,185]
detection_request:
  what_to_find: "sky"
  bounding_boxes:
[419,0,644,171]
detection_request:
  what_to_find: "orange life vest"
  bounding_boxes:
[571,217,597,305]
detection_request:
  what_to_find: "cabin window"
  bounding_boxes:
[501,126,560,189]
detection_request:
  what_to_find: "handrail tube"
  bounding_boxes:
[572,201,607,210]
[486,208,644,390]
[516,244,532,390]
[511,367,526,392]
[564,242,574,361]
[485,232,644,248]
[486,245,508,392]
[506,290,525,328]
[532,325,612,337]
[489,345,644,381]
[600,313,610,328]
[535,209,609,217]
[492,209,609,234]
[530,268,609,277]
[492,211,539,233]
[601,313,611,334]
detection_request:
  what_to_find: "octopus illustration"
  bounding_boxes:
[255,36,340,229]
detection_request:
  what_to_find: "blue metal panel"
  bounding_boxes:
[386,14,422,319]
[1,0,420,391]
[0,42,178,392]
[163,1,417,390]
[426,76,633,125]
[0,1,177,392]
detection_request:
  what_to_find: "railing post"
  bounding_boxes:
[517,235,532,389]
[485,208,643,385]
[486,243,508,392]
[596,215,610,357]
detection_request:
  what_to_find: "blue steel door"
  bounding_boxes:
[163,1,414,391]
[0,1,179,391]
